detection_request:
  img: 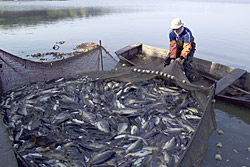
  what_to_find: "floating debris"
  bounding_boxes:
[0,76,203,167]
[217,129,224,135]
[52,44,60,50]
[25,42,100,61]
[216,142,223,148]
[215,154,222,161]
[56,41,66,45]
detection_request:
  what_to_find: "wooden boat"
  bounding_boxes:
[115,43,250,109]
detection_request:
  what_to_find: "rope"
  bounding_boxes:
[0,56,19,73]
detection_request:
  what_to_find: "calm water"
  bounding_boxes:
[1,0,250,166]
[202,102,250,167]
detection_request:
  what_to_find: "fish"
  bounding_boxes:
[123,85,138,93]
[162,137,176,151]
[124,99,137,105]
[163,127,185,134]
[114,134,148,145]
[187,107,199,114]
[125,139,143,153]
[58,94,76,104]
[162,150,171,163]
[16,106,28,116]
[142,146,159,151]
[15,128,23,141]
[88,150,115,165]
[72,119,85,124]
[125,150,152,158]
[0,75,204,167]
[158,87,178,93]
[114,99,125,108]
[118,123,129,134]
[96,120,111,133]
[79,109,96,122]
[131,125,139,135]
[176,119,195,132]
[112,109,142,115]
[184,114,201,120]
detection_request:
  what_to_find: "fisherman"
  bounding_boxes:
[164,18,196,79]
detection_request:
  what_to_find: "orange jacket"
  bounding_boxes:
[169,27,194,60]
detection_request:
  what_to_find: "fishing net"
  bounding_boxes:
[76,59,216,167]
[0,43,118,94]
[0,43,216,167]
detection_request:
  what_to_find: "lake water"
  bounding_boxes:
[1,0,250,166]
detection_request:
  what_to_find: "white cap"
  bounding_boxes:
[171,18,184,29]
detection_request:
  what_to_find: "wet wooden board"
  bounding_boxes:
[115,43,142,55]
[215,68,246,95]
[117,55,136,66]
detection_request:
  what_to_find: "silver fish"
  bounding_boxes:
[88,150,115,165]
[79,109,96,122]
[113,109,142,115]
[125,139,143,153]
[118,123,129,135]
[184,114,201,120]
[162,137,176,151]
[131,125,139,135]
[125,150,152,158]
[115,134,148,145]
[96,120,110,133]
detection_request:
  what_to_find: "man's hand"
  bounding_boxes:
[175,58,182,63]
[170,59,175,64]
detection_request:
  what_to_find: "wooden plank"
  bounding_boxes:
[200,73,250,95]
[115,43,142,55]
[216,94,250,109]
[215,68,246,95]
[117,55,136,66]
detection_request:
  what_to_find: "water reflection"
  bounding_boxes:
[215,101,250,125]
[0,7,117,29]
[202,103,250,167]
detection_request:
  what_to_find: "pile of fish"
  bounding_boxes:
[0,75,203,167]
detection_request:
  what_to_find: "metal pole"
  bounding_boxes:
[99,40,104,71]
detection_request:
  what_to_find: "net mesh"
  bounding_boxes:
[0,43,216,167]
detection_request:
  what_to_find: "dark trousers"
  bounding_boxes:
[164,42,196,78]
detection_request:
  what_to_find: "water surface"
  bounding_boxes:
[202,102,250,167]
[1,0,250,71]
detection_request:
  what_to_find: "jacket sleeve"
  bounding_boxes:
[180,42,192,59]
[170,40,177,59]
[169,31,177,59]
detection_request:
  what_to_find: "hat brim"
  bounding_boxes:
[171,23,184,29]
